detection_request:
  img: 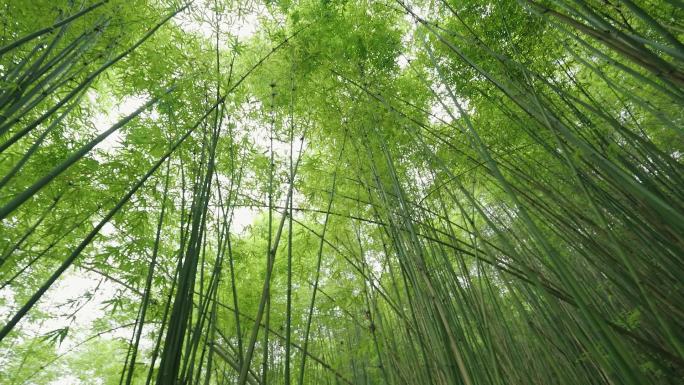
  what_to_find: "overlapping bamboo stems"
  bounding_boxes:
[428,8,677,356]
[0,21,304,362]
[171,30,307,385]
[0,5,190,153]
[177,46,235,385]
[0,87,92,190]
[205,140,244,385]
[236,115,307,385]
[297,134,345,385]
[0,0,108,57]
[0,204,96,290]
[144,154,191,385]
[2,2,682,385]
[155,98,222,383]
[0,101,213,342]
[343,78,683,342]
[211,301,354,385]
[0,86,175,220]
[0,17,109,132]
[262,80,276,385]
[118,158,172,385]
[523,0,684,88]
[348,1,684,382]
[288,7,672,384]
[284,61,296,385]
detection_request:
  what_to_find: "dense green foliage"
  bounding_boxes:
[0,0,682,384]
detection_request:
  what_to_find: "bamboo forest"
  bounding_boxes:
[1,0,683,384]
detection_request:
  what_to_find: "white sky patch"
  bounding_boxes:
[430,99,457,124]
[365,249,385,281]
[400,0,478,127]
[212,172,256,234]
[482,3,494,17]
[1,267,155,384]
[239,98,295,158]
[49,374,82,385]
[396,6,419,70]
[0,286,17,327]
[406,162,434,199]
[173,0,264,45]
[28,270,120,351]
[100,222,116,237]
[199,95,307,236]
[396,55,410,70]
[427,76,473,125]
[231,206,258,233]
[0,270,128,372]
[89,91,148,157]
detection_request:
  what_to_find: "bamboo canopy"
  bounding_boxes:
[0,1,682,384]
